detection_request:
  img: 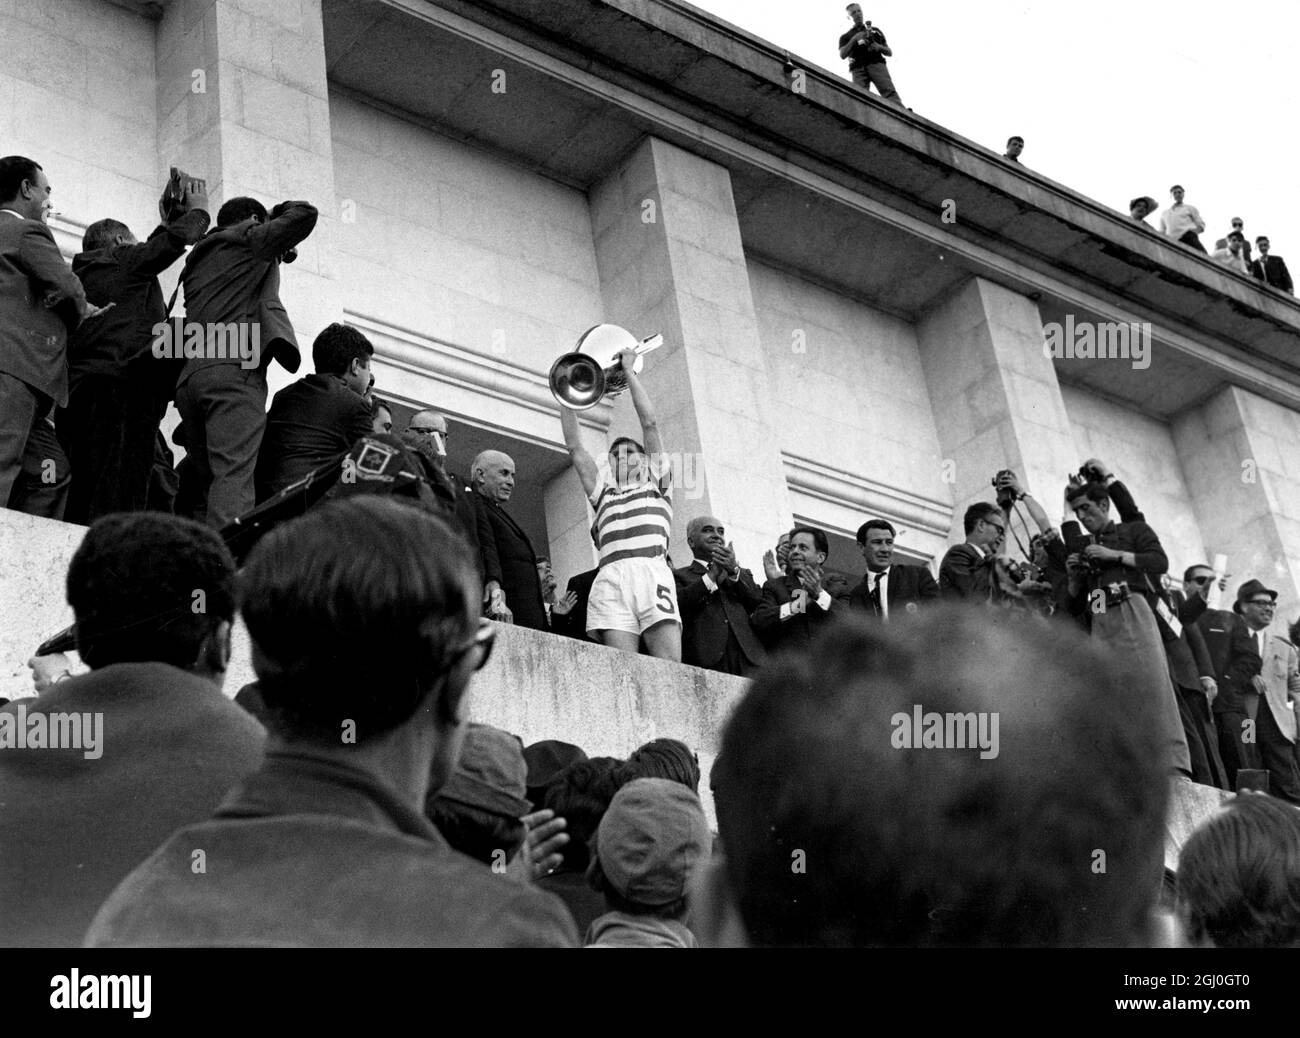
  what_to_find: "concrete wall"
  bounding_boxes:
[0,510,745,824]
[749,259,948,558]
[330,89,605,375]
[0,0,160,250]
[1060,383,1206,581]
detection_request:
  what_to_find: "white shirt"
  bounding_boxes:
[869,567,890,619]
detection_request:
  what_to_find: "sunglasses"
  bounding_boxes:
[1189,576,1213,585]
[1246,599,1276,608]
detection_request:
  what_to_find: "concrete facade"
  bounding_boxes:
[2,0,1300,677]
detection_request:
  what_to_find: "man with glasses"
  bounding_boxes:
[86,497,580,947]
[1220,580,1300,803]
[403,408,483,585]
[939,502,1006,602]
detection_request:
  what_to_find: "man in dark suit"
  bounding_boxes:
[751,525,846,654]
[0,156,109,517]
[1251,236,1294,294]
[549,566,599,641]
[402,409,481,576]
[59,172,210,524]
[471,449,547,631]
[849,518,938,620]
[0,512,265,947]
[673,515,765,676]
[938,502,1005,602]
[1189,573,1263,792]
[174,195,318,528]
[255,323,374,501]
[1218,580,1300,802]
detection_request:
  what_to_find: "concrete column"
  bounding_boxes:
[155,0,340,396]
[1173,386,1300,619]
[916,277,1077,541]
[587,137,792,572]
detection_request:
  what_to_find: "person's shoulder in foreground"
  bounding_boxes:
[84,496,578,948]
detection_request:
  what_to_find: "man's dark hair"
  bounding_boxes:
[239,497,479,744]
[372,397,391,415]
[587,857,688,920]
[608,436,645,458]
[962,502,1001,535]
[1227,231,1245,242]
[789,525,828,557]
[1007,136,1024,145]
[1065,482,1110,508]
[1184,563,1213,581]
[311,323,374,376]
[1256,236,1270,245]
[714,608,1168,947]
[1177,795,1300,948]
[0,156,42,203]
[82,218,131,253]
[216,196,268,228]
[856,519,896,544]
[543,757,629,871]
[627,739,699,793]
[1170,184,1183,193]
[66,513,236,670]
[427,800,526,865]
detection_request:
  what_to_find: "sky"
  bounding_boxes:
[689,0,1299,256]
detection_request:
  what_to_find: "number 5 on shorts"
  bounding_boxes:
[656,584,676,615]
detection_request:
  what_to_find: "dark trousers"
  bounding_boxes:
[1217,700,1300,803]
[702,635,761,679]
[175,364,268,529]
[1177,684,1228,789]
[851,63,902,104]
[57,374,166,525]
[1178,230,1207,253]
[0,372,69,520]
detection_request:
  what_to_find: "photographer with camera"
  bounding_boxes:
[60,169,210,524]
[174,193,318,528]
[1063,475,1192,776]
[838,5,903,105]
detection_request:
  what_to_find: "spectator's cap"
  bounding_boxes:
[523,739,587,803]
[434,723,531,817]
[1233,579,1278,614]
[1130,196,1157,215]
[1170,184,1184,193]
[592,778,711,906]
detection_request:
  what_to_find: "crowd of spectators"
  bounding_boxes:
[3,45,1300,945]
[5,499,1300,948]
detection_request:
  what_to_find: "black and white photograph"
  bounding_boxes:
[0,0,1296,1016]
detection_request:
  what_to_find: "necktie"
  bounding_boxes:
[870,572,883,616]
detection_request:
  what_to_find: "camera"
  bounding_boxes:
[991,469,1018,509]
